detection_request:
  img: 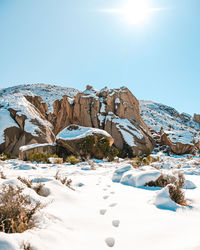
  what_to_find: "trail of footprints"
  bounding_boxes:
[98,183,120,248]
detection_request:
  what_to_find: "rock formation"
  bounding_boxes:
[0,84,154,157]
[140,100,200,155]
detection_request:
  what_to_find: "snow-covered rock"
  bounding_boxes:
[120,170,161,187]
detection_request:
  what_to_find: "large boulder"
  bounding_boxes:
[56,124,114,159]
[161,132,196,155]
[19,143,56,161]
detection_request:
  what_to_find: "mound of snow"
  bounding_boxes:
[183,179,197,189]
[112,165,132,183]
[120,170,161,187]
[154,186,181,211]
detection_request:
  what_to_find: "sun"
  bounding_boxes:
[121,0,150,25]
[102,0,162,25]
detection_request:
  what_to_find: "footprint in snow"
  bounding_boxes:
[105,237,115,247]
[103,188,107,191]
[110,191,115,194]
[109,203,117,207]
[112,220,120,228]
[107,185,111,188]
[100,209,107,215]
[103,195,109,199]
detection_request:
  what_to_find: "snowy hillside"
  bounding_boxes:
[0,84,79,113]
[140,100,200,146]
[1,154,200,250]
[0,84,79,146]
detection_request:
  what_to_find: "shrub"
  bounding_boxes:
[80,135,95,155]
[0,185,43,233]
[168,184,187,206]
[0,152,15,161]
[17,177,47,197]
[0,171,6,179]
[145,172,185,188]
[28,153,58,163]
[130,155,160,168]
[55,171,74,190]
[32,183,46,197]
[66,155,79,165]
[80,135,119,161]
[21,242,33,250]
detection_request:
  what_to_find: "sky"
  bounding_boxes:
[0,0,199,115]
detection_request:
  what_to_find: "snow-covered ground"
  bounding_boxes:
[1,154,200,250]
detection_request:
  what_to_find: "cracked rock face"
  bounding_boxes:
[0,84,154,157]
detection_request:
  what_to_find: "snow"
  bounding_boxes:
[0,91,53,137]
[0,155,200,249]
[106,117,143,147]
[100,102,106,113]
[0,84,79,114]
[57,125,112,140]
[140,100,200,145]
[0,108,19,144]
[153,186,181,211]
[115,98,120,104]
[19,143,56,152]
[120,169,161,187]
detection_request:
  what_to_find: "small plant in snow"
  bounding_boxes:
[0,171,6,179]
[168,184,187,206]
[66,155,79,165]
[0,185,43,233]
[55,170,74,190]
[17,177,47,197]
[145,171,185,188]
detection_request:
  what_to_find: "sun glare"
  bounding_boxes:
[102,0,162,25]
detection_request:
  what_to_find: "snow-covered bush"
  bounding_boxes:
[0,185,43,233]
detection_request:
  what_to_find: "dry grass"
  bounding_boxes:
[0,171,6,179]
[168,184,187,206]
[0,185,43,233]
[21,242,34,250]
[55,170,74,190]
[146,172,185,188]
[17,177,47,197]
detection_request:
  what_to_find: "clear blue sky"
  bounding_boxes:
[0,0,199,115]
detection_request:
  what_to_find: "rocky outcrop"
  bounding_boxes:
[140,100,200,155]
[161,133,196,155]
[0,84,154,157]
[54,86,154,157]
